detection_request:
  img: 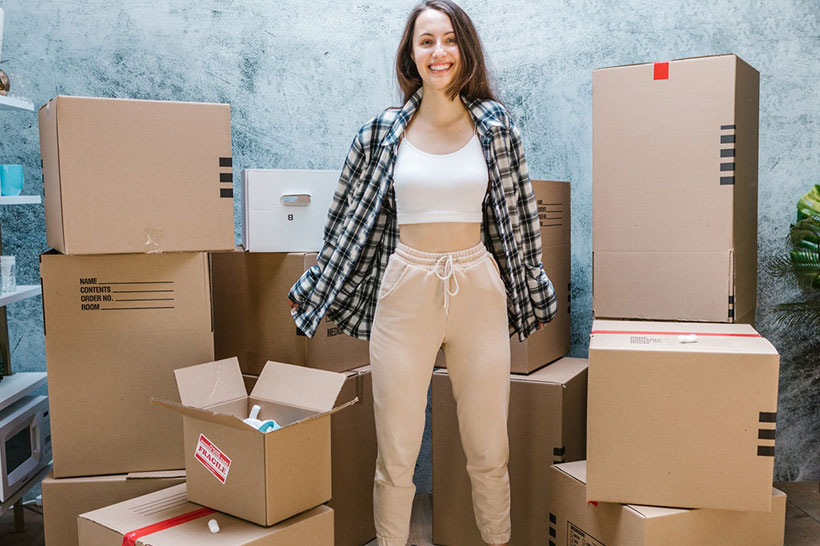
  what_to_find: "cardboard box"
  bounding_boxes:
[78,484,334,545]
[550,461,786,546]
[437,180,571,374]
[433,357,588,545]
[42,470,185,546]
[153,357,357,526]
[593,54,759,323]
[211,249,369,375]
[587,320,779,511]
[40,251,215,477]
[242,169,338,252]
[242,365,377,546]
[38,95,234,255]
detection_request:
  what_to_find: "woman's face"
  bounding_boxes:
[411,8,460,92]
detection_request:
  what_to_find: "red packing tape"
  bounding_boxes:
[590,330,760,338]
[653,61,669,80]
[122,507,216,546]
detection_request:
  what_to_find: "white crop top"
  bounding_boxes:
[392,133,489,224]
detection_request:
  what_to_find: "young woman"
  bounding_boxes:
[289,1,557,544]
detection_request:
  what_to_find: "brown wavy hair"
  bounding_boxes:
[395,0,498,104]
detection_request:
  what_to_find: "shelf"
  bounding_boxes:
[0,372,47,414]
[0,95,35,112]
[0,285,41,307]
[0,196,41,205]
[0,462,51,517]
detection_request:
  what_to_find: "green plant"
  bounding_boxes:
[769,185,820,329]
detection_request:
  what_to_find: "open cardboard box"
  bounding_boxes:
[153,358,358,526]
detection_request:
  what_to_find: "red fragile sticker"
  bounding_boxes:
[587,500,599,507]
[654,62,669,80]
[121,507,215,546]
[195,433,231,484]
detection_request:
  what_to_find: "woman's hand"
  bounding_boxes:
[288,298,299,313]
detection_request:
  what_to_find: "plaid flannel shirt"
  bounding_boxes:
[289,87,558,342]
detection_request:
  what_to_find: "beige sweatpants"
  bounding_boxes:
[370,241,512,546]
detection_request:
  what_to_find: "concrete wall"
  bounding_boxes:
[0,0,816,492]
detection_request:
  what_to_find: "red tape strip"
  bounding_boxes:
[122,507,216,546]
[590,330,760,338]
[654,61,669,80]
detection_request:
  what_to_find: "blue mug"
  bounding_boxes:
[0,165,23,196]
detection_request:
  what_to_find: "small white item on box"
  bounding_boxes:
[677,334,698,343]
[208,518,220,533]
[243,404,281,433]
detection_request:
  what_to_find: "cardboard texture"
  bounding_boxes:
[211,249,369,374]
[549,461,786,546]
[592,54,759,323]
[241,365,377,546]
[38,95,234,255]
[433,357,588,545]
[78,483,334,545]
[437,180,571,373]
[40,251,215,478]
[42,470,185,546]
[587,320,780,511]
[242,169,338,252]
[153,357,357,527]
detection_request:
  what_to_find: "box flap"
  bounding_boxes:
[512,357,588,386]
[126,470,186,480]
[151,398,249,432]
[252,361,346,412]
[174,357,246,408]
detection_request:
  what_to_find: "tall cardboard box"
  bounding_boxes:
[78,484,334,545]
[211,249,369,375]
[587,320,779,511]
[242,364,377,546]
[433,357,588,545]
[593,54,759,323]
[40,251,215,477]
[437,180,571,373]
[550,462,786,546]
[38,96,235,255]
[153,358,356,527]
[42,470,186,546]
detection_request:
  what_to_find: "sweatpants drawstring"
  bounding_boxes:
[434,254,460,315]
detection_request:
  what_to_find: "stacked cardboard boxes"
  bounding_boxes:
[569,54,786,543]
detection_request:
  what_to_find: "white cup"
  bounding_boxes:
[1,255,16,294]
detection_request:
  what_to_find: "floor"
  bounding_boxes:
[2,483,818,545]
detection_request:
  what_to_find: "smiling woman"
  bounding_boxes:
[287,2,558,545]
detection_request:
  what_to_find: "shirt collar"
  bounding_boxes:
[383,86,506,147]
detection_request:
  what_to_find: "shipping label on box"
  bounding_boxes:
[433,357,588,545]
[550,462,786,546]
[153,357,357,527]
[39,96,235,255]
[242,169,338,252]
[41,251,214,478]
[78,484,334,545]
[587,320,779,511]
[592,54,759,323]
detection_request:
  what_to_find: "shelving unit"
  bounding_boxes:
[0,371,45,413]
[0,95,35,112]
[0,195,40,205]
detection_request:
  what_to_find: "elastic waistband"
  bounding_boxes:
[394,241,488,266]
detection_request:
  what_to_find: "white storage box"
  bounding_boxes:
[242,169,338,252]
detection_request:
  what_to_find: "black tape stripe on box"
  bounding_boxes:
[219,172,233,183]
[720,162,736,172]
[219,157,233,167]
[220,188,233,198]
[728,308,735,318]
[759,412,777,423]
[549,541,556,546]
[757,445,775,457]
[729,295,735,304]
[720,176,735,185]
[549,513,556,524]
[721,134,736,144]
[553,446,566,456]
[758,429,776,440]
[721,124,736,130]
[721,148,736,157]
[549,527,556,538]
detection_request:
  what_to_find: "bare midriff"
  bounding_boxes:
[399,222,482,252]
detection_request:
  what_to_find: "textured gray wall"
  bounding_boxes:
[0,0,816,496]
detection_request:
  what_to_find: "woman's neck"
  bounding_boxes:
[415,87,468,129]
